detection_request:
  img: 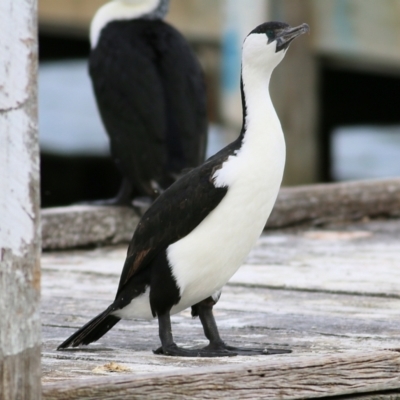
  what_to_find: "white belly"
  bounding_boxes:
[167,134,285,314]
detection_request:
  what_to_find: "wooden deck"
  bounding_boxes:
[41,217,400,399]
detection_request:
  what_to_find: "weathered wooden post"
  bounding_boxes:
[269,0,318,185]
[0,0,41,399]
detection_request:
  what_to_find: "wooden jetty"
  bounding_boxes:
[41,179,400,399]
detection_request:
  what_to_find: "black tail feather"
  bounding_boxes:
[57,307,120,350]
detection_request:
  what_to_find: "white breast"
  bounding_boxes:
[167,114,285,315]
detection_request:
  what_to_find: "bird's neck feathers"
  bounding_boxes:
[90,0,169,48]
[240,35,285,144]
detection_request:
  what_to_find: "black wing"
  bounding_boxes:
[115,139,242,295]
[89,19,207,196]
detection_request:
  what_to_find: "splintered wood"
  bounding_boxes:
[41,219,400,399]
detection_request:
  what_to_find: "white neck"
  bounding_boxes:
[213,63,285,189]
[238,35,286,145]
[90,0,160,48]
[240,65,283,151]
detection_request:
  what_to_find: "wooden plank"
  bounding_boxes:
[232,219,400,297]
[41,219,400,298]
[41,279,400,363]
[41,178,400,250]
[41,282,400,370]
[41,350,400,400]
[41,205,139,250]
[40,219,400,391]
[268,178,400,228]
[0,1,41,399]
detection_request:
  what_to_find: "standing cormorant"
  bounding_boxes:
[59,21,309,357]
[89,0,207,205]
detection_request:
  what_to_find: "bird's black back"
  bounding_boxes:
[89,19,208,197]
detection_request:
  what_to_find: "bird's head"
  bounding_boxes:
[242,22,309,72]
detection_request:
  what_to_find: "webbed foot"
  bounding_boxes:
[153,343,236,357]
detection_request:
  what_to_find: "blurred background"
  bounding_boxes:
[38,0,400,207]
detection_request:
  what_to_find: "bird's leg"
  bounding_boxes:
[197,300,292,356]
[154,311,175,352]
[113,178,134,205]
[196,298,227,350]
[153,310,234,357]
[100,177,134,206]
[153,301,290,357]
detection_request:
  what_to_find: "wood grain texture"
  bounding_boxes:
[41,205,139,249]
[41,219,400,398]
[41,178,400,250]
[233,219,400,297]
[268,178,400,228]
[42,351,400,400]
[0,0,41,399]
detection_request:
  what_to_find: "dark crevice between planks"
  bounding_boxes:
[314,389,400,400]
[227,282,400,300]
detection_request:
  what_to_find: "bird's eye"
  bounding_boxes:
[266,30,274,39]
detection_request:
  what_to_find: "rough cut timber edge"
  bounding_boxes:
[41,178,400,250]
[41,350,400,400]
[270,178,400,228]
[41,205,139,250]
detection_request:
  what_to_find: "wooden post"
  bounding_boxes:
[0,1,41,399]
[269,0,319,185]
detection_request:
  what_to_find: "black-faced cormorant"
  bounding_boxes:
[59,21,309,357]
[89,0,207,205]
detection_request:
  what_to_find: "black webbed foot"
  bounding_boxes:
[153,343,290,357]
[153,343,236,357]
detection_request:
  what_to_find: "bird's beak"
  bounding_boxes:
[275,23,310,52]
